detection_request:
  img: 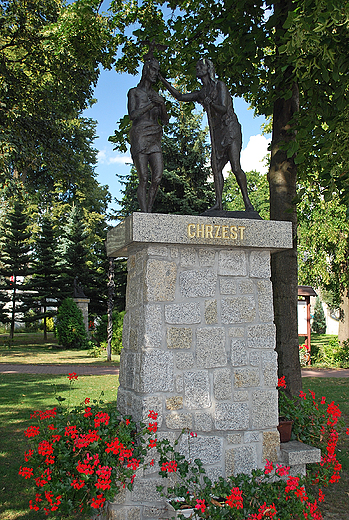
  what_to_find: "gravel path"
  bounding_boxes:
[0,363,348,377]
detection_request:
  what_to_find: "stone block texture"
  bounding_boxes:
[108,216,287,520]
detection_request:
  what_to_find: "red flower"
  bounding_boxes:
[19,466,33,479]
[190,431,197,437]
[67,372,78,380]
[127,458,140,471]
[195,499,206,512]
[148,410,158,420]
[346,428,349,436]
[225,487,243,509]
[85,397,90,404]
[264,460,273,474]
[148,439,157,448]
[71,478,85,489]
[84,407,93,417]
[65,425,78,439]
[148,422,158,433]
[149,459,155,467]
[277,376,286,388]
[126,419,131,425]
[318,489,325,502]
[321,396,326,404]
[161,461,178,473]
[91,494,106,509]
[25,425,40,438]
[24,449,34,461]
[299,390,307,400]
[94,412,110,428]
[258,502,277,518]
[38,440,54,457]
[275,463,290,477]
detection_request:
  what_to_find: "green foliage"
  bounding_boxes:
[1,0,115,192]
[55,298,88,349]
[313,337,349,368]
[0,190,32,337]
[95,310,125,355]
[312,297,327,334]
[278,383,343,485]
[223,169,270,218]
[298,188,349,310]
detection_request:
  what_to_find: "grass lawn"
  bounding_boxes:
[0,373,119,520]
[0,333,120,365]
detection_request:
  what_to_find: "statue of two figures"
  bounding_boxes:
[128,50,255,215]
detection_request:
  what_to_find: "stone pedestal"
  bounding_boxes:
[105,213,292,520]
[73,297,90,334]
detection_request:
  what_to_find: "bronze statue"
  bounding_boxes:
[128,51,169,213]
[160,59,254,212]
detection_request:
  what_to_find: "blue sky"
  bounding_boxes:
[83,66,271,213]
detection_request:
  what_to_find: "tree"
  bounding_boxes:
[312,297,326,335]
[22,215,62,340]
[0,194,32,337]
[109,0,349,395]
[298,187,349,343]
[223,170,270,219]
[1,0,115,192]
[55,297,88,349]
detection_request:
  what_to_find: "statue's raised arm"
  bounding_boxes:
[161,59,254,213]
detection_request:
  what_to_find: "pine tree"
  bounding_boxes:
[59,205,90,298]
[312,296,327,335]
[22,215,62,340]
[0,196,31,337]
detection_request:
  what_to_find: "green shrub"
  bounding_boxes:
[312,296,326,334]
[55,298,88,349]
[315,337,349,367]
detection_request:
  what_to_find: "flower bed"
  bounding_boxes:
[18,373,349,519]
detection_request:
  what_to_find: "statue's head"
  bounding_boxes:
[196,58,216,82]
[141,58,160,83]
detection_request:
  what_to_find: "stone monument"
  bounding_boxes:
[104,212,293,520]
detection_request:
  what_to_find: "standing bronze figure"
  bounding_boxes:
[160,59,254,212]
[128,55,169,213]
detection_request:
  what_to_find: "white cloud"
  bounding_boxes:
[97,149,132,165]
[241,134,271,175]
[97,149,107,163]
[108,155,132,165]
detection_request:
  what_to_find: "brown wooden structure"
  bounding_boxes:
[298,285,317,365]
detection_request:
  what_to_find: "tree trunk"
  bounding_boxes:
[10,282,16,339]
[107,257,115,362]
[269,0,302,397]
[43,302,47,342]
[338,290,349,344]
[269,76,302,396]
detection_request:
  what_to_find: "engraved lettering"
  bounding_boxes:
[238,226,246,240]
[196,223,205,238]
[187,224,196,238]
[205,225,213,239]
[214,225,221,238]
[230,226,237,239]
[222,226,229,239]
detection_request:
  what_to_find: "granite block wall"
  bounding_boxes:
[108,241,280,520]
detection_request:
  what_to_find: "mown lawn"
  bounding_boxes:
[0,333,119,365]
[0,373,119,520]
